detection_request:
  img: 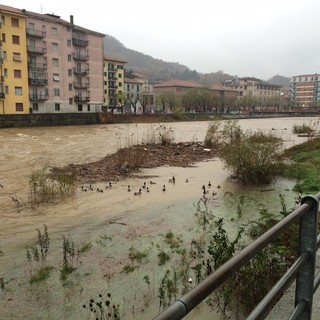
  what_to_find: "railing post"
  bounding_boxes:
[295,196,319,319]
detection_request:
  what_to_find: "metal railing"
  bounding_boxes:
[154,193,320,320]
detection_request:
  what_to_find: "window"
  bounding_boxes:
[118,82,122,87]
[69,98,73,105]
[13,53,21,61]
[54,88,60,96]
[51,27,58,36]
[118,73,122,78]
[52,58,59,67]
[12,35,20,44]
[4,69,7,77]
[33,103,39,111]
[137,85,139,92]
[16,103,23,111]
[11,18,19,27]
[5,86,8,94]
[14,69,21,78]
[2,33,5,42]
[52,43,58,51]
[69,83,73,90]
[67,26,71,32]
[1,15,5,25]
[78,105,83,112]
[67,39,71,47]
[68,69,72,76]
[53,74,60,81]
[68,54,72,61]
[127,84,130,91]
[55,103,60,111]
[15,87,22,95]
[88,105,90,112]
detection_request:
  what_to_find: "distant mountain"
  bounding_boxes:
[104,34,288,86]
[103,34,200,82]
[267,75,290,87]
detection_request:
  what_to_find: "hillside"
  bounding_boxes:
[103,34,288,85]
[267,75,290,87]
[103,34,200,82]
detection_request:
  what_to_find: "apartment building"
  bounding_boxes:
[153,80,203,95]
[25,11,104,113]
[290,74,320,108]
[225,77,281,97]
[0,5,29,114]
[103,56,126,111]
[124,77,143,113]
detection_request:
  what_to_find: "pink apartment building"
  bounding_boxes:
[25,10,104,113]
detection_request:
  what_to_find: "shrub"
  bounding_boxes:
[116,146,147,172]
[222,119,242,143]
[221,130,283,184]
[157,124,175,145]
[204,121,222,148]
[292,123,314,135]
[29,166,76,207]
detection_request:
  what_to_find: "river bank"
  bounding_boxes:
[1,111,319,128]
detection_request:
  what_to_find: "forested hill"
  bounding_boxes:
[267,75,290,87]
[103,34,199,82]
[103,34,289,85]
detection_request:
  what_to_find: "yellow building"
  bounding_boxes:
[0,5,29,114]
[103,56,126,111]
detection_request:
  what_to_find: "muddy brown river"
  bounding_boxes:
[0,117,317,319]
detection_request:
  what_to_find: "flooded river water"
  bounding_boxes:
[0,117,317,319]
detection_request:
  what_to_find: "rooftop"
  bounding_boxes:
[153,80,204,88]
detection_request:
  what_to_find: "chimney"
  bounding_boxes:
[70,15,74,25]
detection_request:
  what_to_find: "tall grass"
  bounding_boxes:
[29,165,76,207]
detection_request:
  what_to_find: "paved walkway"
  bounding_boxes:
[267,252,320,319]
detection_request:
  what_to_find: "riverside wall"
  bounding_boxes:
[0,111,319,128]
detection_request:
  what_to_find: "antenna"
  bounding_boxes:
[40,4,43,13]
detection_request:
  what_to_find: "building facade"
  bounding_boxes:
[26,11,104,113]
[124,77,143,113]
[153,80,203,95]
[0,4,105,115]
[290,74,320,108]
[225,77,281,97]
[103,56,126,111]
[0,5,29,114]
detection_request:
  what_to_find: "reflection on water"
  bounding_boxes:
[0,117,316,319]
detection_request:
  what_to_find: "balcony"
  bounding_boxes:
[73,68,89,76]
[0,92,5,99]
[29,93,48,101]
[26,28,46,38]
[72,53,89,61]
[108,77,116,82]
[74,82,89,90]
[72,37,88,47]
[29,77,48,86]
[27,45,47,54]
[28,63,47,70]
[74,95,90,103]
[108,67,116,72]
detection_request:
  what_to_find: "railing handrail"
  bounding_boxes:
[154,192,320,320]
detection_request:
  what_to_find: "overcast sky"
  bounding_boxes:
[3,0,320,80]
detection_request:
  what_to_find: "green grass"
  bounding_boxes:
[282,138,320,193]
[29,266,54,284]
[78,242,92,253]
